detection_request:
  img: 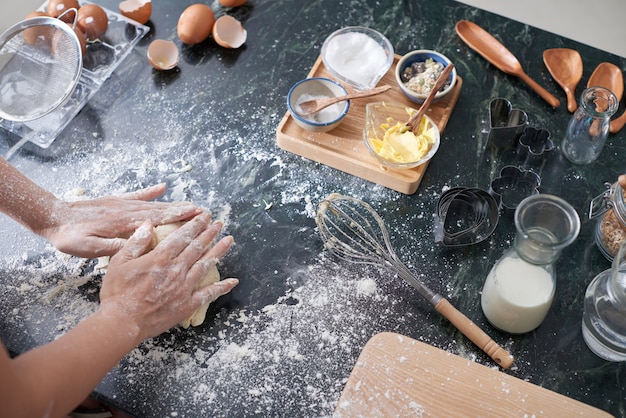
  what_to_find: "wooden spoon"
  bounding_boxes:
[587,62,624,101]
[455,20,560,108]
[406,64,454,134]
[587,63,624,134]
[542,48,583,112]
[297,84,391,116]
[610,110,626,134]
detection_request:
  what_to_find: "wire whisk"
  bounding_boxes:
[316,193,513,369]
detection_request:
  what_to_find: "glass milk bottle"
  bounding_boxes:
[561,86,618,165]
[582,241,626,361]
[481,195,580,334]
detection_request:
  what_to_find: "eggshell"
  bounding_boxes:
[212,15,247,49]
[46,0,80,23]
[147,39,179,70]
[77,4,109,40]
[219,0,247,7]
[177,4,215,45]
[119,0,152,24]
[23,11,52,46]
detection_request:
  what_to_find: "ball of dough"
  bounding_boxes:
[151,222,221,328]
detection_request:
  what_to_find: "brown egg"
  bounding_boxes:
[212,15,247,49]
[177,4,215,45]
[23,11,52,46]
[77,4,109,40]
[46,0,80,23]
[219,0,247,7]
[53,24,86,56]
[119,0,152,25]
[147,39,179,70]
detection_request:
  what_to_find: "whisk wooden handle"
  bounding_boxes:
[435,298,514,369]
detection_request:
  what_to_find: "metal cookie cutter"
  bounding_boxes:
[434,187,500,247]
[488,165,541,215]
[487,98,529,149]
[516,126,554,166]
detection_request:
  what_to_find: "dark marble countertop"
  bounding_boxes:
[1,0,625,417]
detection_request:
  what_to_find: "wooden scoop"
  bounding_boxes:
[455,20,560,108]
[587,63,624,134]
[588,62,624,101]
[543,48,583,112]
[297,84,391,116]
[405,64,454,134]
[610,111,626,134]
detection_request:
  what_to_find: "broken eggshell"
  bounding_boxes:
[212,15,247,49]
[147,39,179,70]
[119,0,152,25]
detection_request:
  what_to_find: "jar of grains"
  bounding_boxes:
[592,175,626,261]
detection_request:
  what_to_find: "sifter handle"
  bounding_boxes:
[435,297,514,369]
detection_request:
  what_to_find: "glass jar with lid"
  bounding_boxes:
[590,175,626,261]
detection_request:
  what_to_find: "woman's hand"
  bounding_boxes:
[40,184,203,258]
[98,213,238,342]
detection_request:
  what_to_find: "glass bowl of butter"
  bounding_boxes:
[363,102,440,169]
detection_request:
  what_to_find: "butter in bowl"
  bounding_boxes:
[363,102,440,169]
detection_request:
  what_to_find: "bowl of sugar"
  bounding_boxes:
[287,77,350,133]
[321,26,394,91]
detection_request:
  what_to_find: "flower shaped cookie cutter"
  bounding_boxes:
[488,165,541,214]
[487,98,528,149]
[516,126,554,166]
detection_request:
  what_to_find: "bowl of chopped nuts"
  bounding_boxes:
[395,50,457,104]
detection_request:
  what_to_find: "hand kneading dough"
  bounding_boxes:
[151,222,221,329]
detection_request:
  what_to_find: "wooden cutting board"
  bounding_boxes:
[334,332,612,417]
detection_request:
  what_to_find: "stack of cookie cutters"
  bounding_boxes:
[435,166,542,247]
[434,187,500,247]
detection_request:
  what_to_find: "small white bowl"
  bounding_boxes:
[363,102,440,169]
[321,26,394,91]
[395,50,457,104]
[287,77,350,133]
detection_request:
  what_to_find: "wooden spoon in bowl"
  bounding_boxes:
[542,48,583,112]
[296,84,391,116]
[406,64,454,134]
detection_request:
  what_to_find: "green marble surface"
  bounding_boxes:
[0,0,625,416]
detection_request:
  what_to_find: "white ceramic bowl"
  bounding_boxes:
[363,102,440,169]
[395,49,457,104]
[287,77,350,133]
[321,26,394,91]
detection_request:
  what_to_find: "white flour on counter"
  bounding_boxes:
[0,96,518,416]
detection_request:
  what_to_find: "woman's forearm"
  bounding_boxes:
[6,305,142,418]
[0,158,60,234]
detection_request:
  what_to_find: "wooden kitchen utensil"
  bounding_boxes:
[456,20,560,108]
[543,48,583,112]
[296,84,391,116]
[588,62,624,101]
[406,64,455,134]
[587,63,624,134]
[335,332,612,417]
